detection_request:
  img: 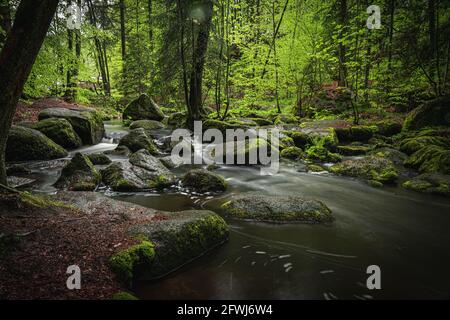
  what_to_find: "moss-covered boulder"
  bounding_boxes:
[273,114,299,125]
[5,126,68,162]
[400,135,450,155]
[209,138,277,166]
[369,147,408,167]
[284,131,311,149]
[221,193,333,223]
[104,145,131,157]
[39,107,105,145]
[403,96,450,131]
[87,153,112,165]
[202,119,249,132]
[280,136,295,150]
[373,120,402,137]
[181,169,227,193]
[402,173,450,197]
[122,94,165,121]
[404,145,450,174]
[101,150,174,192]
[167,112,187,128]
[249,117,273,126]
[129,119,165,131]
[337,145,371,156]
[31,118,82,150]
[118,128,159,155]
[54,153,101,191]
[109,240,156,284]
[126,210,229,280]
[335,126,376,142]
[280,146,304,160]
[330,156,398,185]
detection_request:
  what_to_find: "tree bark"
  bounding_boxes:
[0,0,60,185]
[119,0,126,60]
[0,0,11,46]
[187,0,213,124]
[338,0,348,87]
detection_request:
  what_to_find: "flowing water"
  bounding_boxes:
[18,121,450,300]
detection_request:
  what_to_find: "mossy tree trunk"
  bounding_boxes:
[0,0,59,185]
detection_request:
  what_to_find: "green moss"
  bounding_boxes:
[335,126,376,142]
[129,120,165,130]
[31,118,82,150]
[137,212,229,280]
[337,145,371,156]
[181,170,228,193]
[274,114,299,125]
[87,153,112,165]
[280,146,304,160]
[402,96,450,131]
[373,121,402,137]
[404,145,450,174]
[119,128,159,155]
[307,164,326,172]
[285,131,311,149]
[305,136,342,163]
[330,156,398,185]
[20,192,75,210]
[112,292,139,300]
[54,153,101,191]
[402,173,450,197]
[280,136,295,150]
[109,240,155,285]
[6,126,68,162]
[400,135,450,155]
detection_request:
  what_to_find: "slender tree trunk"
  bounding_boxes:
[187,0,213,124]
[338,0,348,87]
[147,0,153,49]
[0,0,59,185]
[176,0,190,117]
[65,0,75,101]
[119,0,126,60]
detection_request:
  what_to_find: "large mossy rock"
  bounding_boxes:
[208,138,277,166]
[122,94,165,121]
[330,156,398,185]
[39,107,105,145]
[6,126,68,162]
[123,210,229,281]
[54,153,101,191]
[280,146,304,160]
[221,193,334,224]
[181,169,227,193]
[87,153,112,165]
[129,120,165,131]
[101,150,174,191]
[334,126,376,142]
[404,145,450,174]
[167,112,187,128]
[402,173,450,197]
[118,128,159,155]
[403,96,450,131]
[31,118,82,150]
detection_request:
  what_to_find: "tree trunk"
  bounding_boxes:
[338,0,348,87]
[0,0,59,185]
[187,0,213,124]
[119,0,126,60]
[0,0,11,46]
[65,1,75,102]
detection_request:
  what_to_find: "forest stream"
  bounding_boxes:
[14,121,450,300]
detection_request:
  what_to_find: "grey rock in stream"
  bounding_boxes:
[101,150,175,191]
[221,193,334,224]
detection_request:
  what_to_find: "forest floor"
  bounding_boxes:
[0,190,167,300]
[13,97,89,124]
